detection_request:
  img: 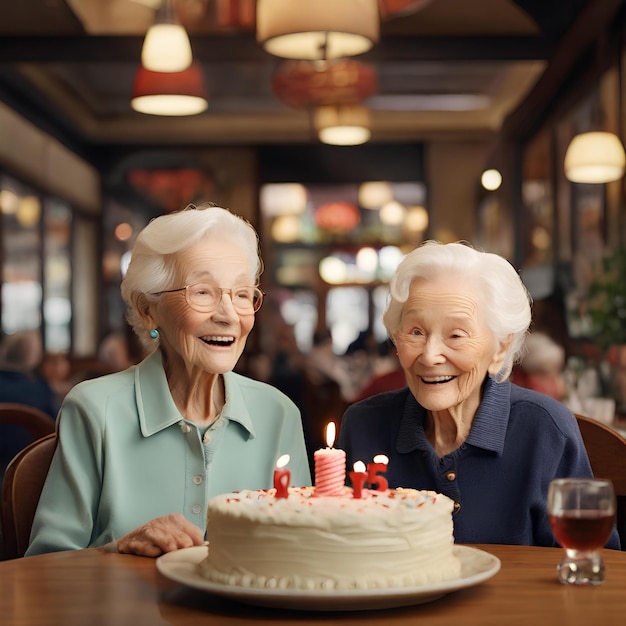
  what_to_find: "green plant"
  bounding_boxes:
[586,248,626,351]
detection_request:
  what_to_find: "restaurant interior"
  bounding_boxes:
[3,4,626,623]
[1,0,626,445]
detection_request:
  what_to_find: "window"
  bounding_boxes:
[0,175,42,334]
[43,198,72,351]
[260,181,424,352]
[0,173,79,353]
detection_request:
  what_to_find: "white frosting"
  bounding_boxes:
[201,486,461,590]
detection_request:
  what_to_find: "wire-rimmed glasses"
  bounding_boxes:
[152,282,264,314]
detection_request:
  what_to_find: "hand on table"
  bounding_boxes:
[114,513,205,557]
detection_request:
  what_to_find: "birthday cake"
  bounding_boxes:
[200,486,461,590]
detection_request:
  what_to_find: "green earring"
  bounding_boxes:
[149,329,159,340]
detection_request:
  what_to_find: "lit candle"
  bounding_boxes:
[274,453,291,498]
[349,460,368,499]
[367,454,389,491]
[314,422,346,496]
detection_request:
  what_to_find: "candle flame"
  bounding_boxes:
[353,460,366,473]
[373,454,389,464]
[325,421,336,448]
[276,453,290,469]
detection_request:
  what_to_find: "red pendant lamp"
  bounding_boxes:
[131,63,208,116]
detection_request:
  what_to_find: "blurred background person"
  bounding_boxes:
[39,351,73,406]
[355,339,407,402]
[0,330,58,478]
[97,331,135,373]
[0,330,58,417]
[510,331,566,401]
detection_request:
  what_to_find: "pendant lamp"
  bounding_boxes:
[379,1,434,19]
[272,59,377,108]
[141,0,192,72]
[131,63,208,116]
[564,131,626,183]
[314,104,371,145]
[256,0,379,60]
[481,168,503,191]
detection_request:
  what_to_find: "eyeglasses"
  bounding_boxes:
[152,283,264,314]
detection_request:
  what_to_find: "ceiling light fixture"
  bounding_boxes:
[404,205,429,232]
[256,0,379,60]
[564,131,626,183]
[379,0,435,19]
[314,104,371,145]
[315,201,361,232]
[141,0,193,72]
[379,200,406,225]
[481,169,502,191]
[131,63,208,116]
[272,59,377,108]
[358,181,393,209]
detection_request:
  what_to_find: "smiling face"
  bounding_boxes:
[146,237,256,376]
[393,275,508,417]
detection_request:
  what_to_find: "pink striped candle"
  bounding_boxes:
[314,422,346,496]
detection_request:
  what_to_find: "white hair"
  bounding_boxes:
[121,203,262,349]
[383,241,532,382]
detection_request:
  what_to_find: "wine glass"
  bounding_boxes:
[547,478,616,585]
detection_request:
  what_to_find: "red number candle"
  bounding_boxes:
[367,454,389,491]
[314,422,346,496]
[274,453,291,498]
[349,460,368,499]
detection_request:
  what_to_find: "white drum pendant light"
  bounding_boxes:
[564,131,626,184]
[314,104,371,145]
[256,0,380,60]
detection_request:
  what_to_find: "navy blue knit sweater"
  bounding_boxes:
[338,377,621,549]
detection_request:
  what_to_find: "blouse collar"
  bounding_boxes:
[135,350,255,439]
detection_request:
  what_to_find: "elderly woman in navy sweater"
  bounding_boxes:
[337,241,619,548]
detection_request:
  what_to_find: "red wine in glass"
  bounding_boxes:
[549,510,616,551]
[547,478,616,585]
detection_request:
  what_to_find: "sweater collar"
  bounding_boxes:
[396,377,511,456]
[135,350,255,439]
[464,377,511,454]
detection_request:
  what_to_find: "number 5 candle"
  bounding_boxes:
[314,422,346,496]
[367,454,389,491]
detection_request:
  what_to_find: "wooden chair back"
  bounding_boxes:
[575,413,626,547]
[1,433,57,560]
[0,402,55,440]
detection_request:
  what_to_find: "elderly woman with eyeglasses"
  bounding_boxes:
[337,241,620,549]
[27,204,311,557]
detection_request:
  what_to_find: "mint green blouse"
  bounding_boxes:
[26,350,311,555]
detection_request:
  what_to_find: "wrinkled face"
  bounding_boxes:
[393,275,505,414]
[148,237,256,375]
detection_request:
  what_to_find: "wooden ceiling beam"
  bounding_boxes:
[0,35,550,64]
[501,0,626,140]
[363,36,551,63]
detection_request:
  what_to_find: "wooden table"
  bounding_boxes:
[1,544,625,625]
